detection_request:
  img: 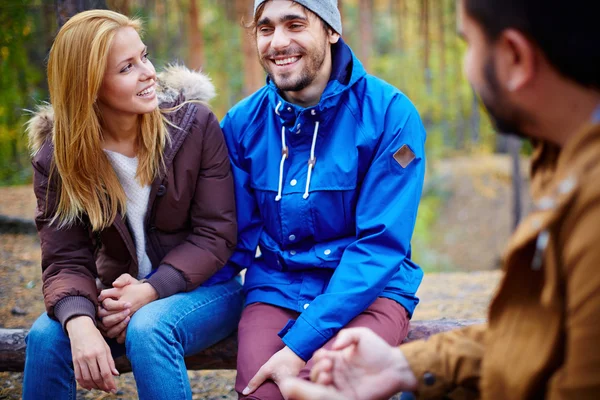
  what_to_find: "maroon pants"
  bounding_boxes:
[235,297,410,400]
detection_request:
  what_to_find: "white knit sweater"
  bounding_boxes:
[105,150,153,279]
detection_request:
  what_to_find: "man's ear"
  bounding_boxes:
[329,31,340,44]
[496,29,537,92]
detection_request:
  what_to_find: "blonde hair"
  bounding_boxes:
[45,10,168,231]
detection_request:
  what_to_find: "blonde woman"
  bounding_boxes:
[22,10,242,399]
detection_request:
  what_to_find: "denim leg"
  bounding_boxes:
[22,313,76,400]
[125,277,243,400]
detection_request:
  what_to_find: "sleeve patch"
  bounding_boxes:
[393,144,416,168]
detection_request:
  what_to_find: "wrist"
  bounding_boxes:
[65,315,95,335]
[141,282,159,302]
[391,347,418,391]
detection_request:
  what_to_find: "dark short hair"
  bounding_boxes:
[248,0,333,37]
[464,0,599,90]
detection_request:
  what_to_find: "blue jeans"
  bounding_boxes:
[23,277,243,400]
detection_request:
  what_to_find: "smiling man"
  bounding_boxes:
[279,0,600,399]
[220,0,427,399]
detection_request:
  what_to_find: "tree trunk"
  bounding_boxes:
[395,0,406,51]
[187,0,205,70]
[236,0,264,96]
[107,0,129,15]
[438,0,450,145]
[358,0,373,72]
[421,0,431,93]
[55,0,108,28]
[0,320,482,372]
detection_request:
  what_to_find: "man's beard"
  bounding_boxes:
[478,56,530,139]
[260,40,327,92]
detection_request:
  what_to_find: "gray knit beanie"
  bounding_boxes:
[254,0,342,35]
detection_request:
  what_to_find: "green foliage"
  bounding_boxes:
[0,0,49,185]
[411,175,455,273]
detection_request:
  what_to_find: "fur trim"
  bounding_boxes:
[26,66,215,155]
[156,65,216,105]
[25,104,54,156]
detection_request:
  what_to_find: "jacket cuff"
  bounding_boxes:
[281,315,329,362]
[146,264,187,299]
[401,340,452,399]
[54,296,97,332]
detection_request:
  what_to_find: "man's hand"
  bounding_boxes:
[308,327,418,400]
[66,315,119,394]
[242,346,306,396]
[280,377,347,400]
[98,274,159,343]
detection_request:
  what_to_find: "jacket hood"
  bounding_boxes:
[26,65,215,155]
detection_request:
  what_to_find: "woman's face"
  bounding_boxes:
[96,27,157,118]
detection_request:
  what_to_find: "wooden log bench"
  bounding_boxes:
[0,319,482,372]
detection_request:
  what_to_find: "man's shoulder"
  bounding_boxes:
[351,73,417,113]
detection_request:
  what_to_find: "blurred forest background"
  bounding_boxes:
[0,0,528,272]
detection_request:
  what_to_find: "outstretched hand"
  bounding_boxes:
[304,327,418,400]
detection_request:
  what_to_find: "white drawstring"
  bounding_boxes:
[275,125,288,201]
[273,101,319,201]
[303,121,319,199]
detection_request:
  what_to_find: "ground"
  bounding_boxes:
[0,154,529,399]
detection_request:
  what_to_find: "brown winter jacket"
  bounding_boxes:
[402,118,600,399]
[27,66,237,329]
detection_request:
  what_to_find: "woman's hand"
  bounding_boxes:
[98,274,159,342]
[66,315,119,393]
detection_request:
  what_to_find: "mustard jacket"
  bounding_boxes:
[402,119,600,399]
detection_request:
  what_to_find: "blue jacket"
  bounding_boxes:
[221,40,426,361]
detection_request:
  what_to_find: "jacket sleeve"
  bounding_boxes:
[159,109,237,290]
[545,186,600,399]
[219,113,264,271]
[32,156,98,330]
[401,324,486,399]
[281,97,427,361]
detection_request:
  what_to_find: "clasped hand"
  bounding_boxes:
[97,273,158,343]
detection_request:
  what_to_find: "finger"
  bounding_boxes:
[117,329,127,344]
[101,297,131,311]
[98,288,122,302]
[106,316,130,339]
[309,357,333,382]
[112,273,136,288]
[312,348,335,364]
[331,328,368,350]
[314,371,333,386]
[86,356,104,390]
[108,351,120,376]
[242,365,270,395]
[280,377,344,400]
[97,351,117,393]
[100,308,130,330]
[74,362,85,389]
[97,305,125,319]
[78,361,95,391]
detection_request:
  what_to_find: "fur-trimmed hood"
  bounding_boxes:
[26,65,215,155]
